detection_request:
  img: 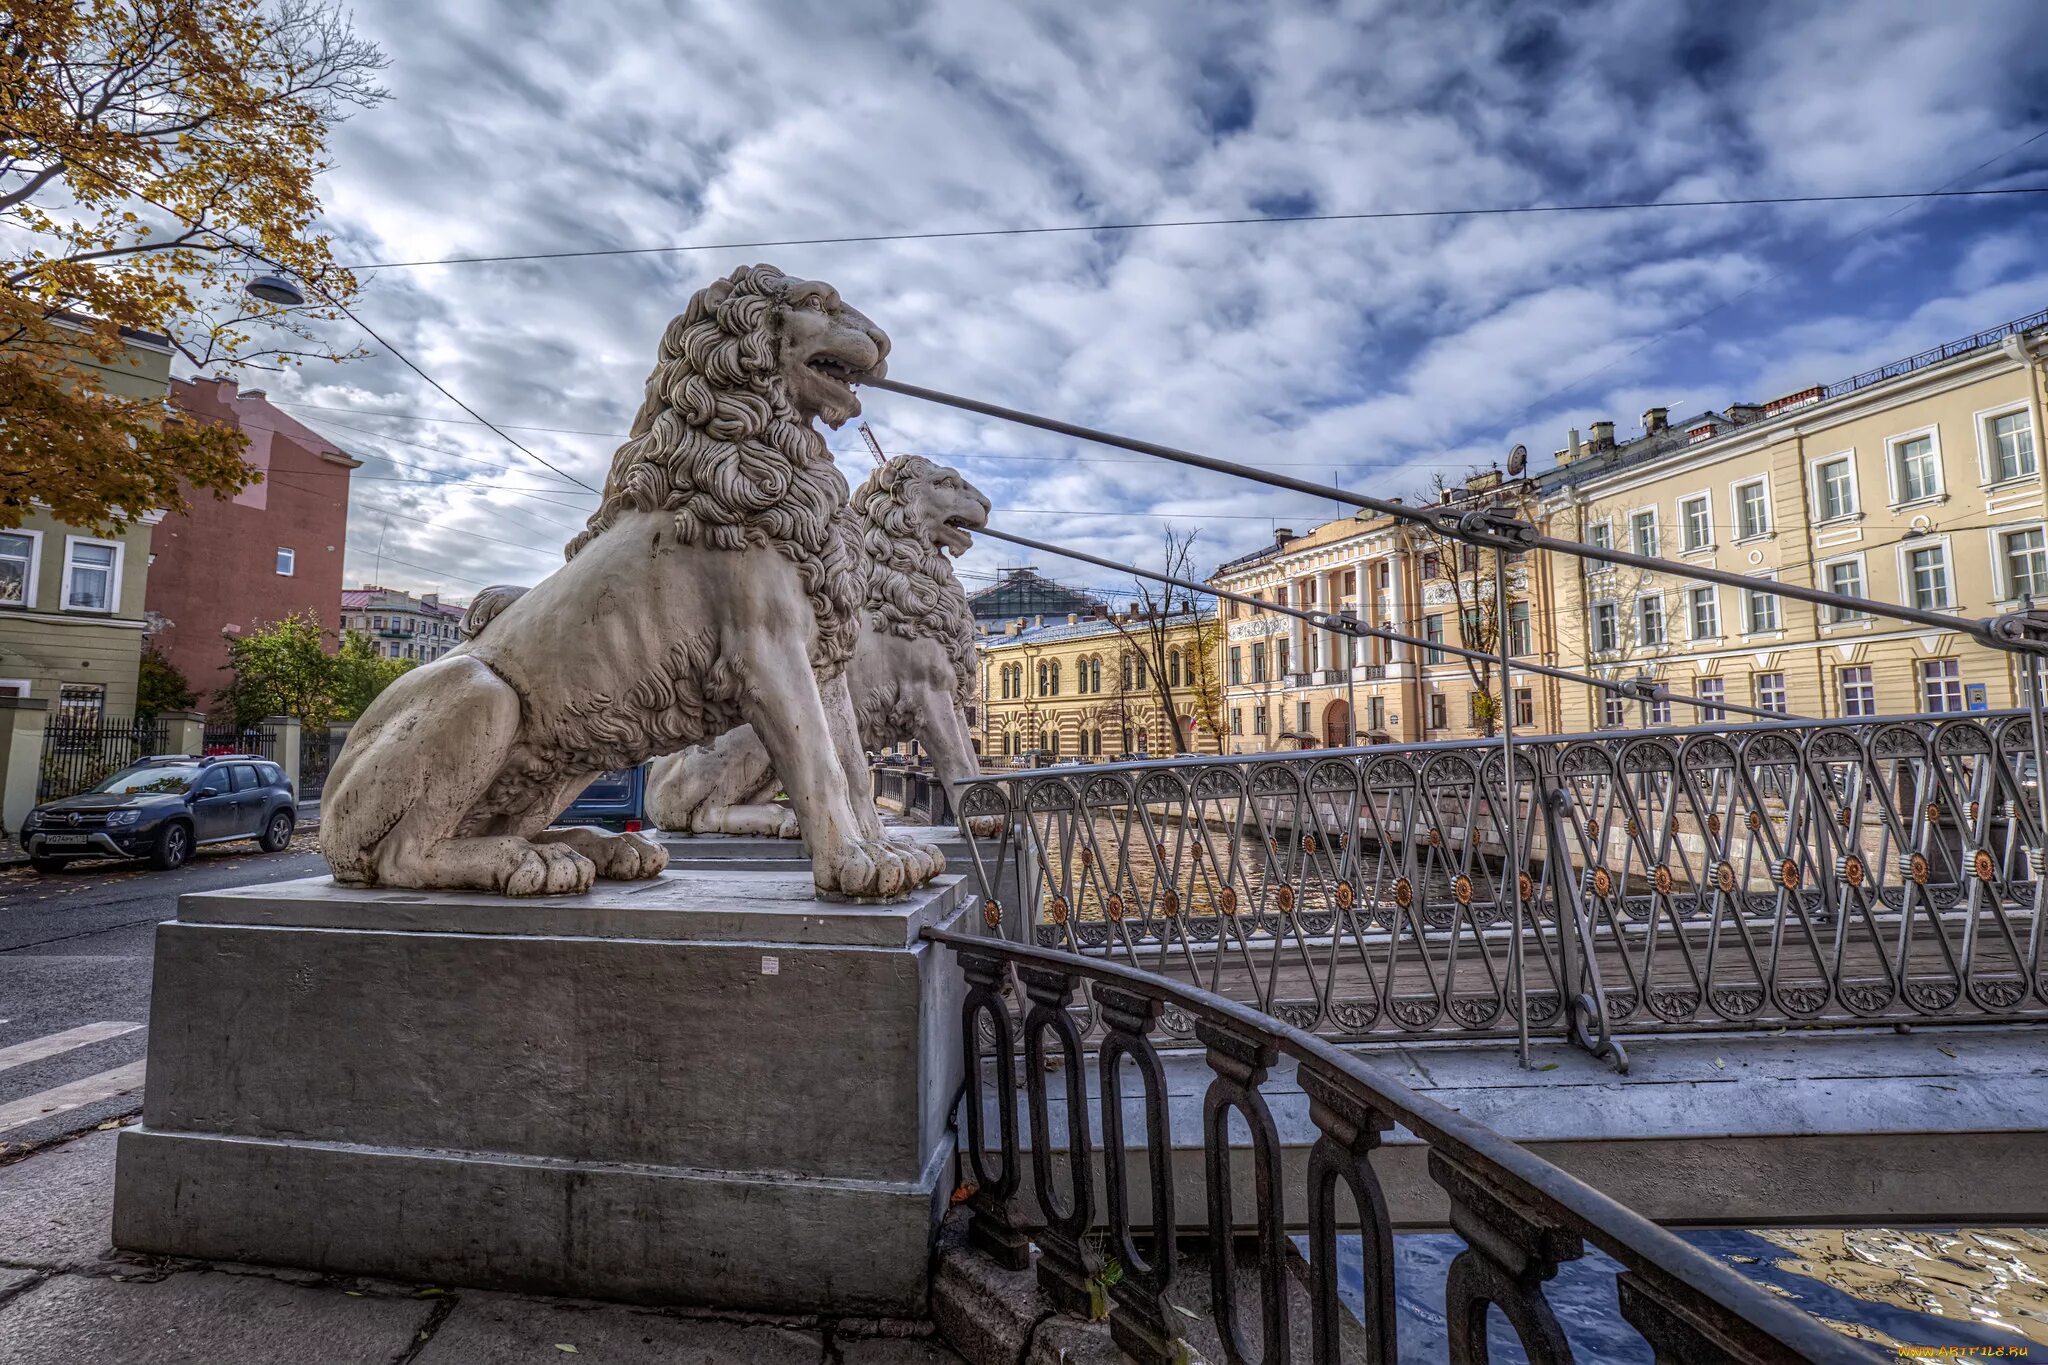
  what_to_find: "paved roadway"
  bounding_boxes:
[0,834,324,1153]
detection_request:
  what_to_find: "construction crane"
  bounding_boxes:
[858,422,886,468]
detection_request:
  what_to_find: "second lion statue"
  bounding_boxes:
[644,454,991,838]
[318,264,944,899]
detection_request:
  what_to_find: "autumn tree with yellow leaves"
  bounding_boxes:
[1,0,387,532]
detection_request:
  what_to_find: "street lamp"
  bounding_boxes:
[244,274,305,307]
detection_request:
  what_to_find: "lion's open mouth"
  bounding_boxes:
[938,514,981,554]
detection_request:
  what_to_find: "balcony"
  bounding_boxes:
[1317,669,1345,684]
[1360,663,1387,680]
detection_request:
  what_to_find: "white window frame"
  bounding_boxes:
[61,535,123,615]
[1590,598,1621,655]
[1743,574,1782,636]
[1919,657,1964,713]
[0,526,43,610]
[1818,553,1870,625]
[1807,450,1860,524]
[276,547,296,577]
[1754,672,1789,715]
[1634,591,1666,648]
[1884,424,1946,508]
[1696,676,1726,722]
[1991,520,2048,604]
[1730,477,1772,542]
[1838,665,1876,718]
[1584,518,1614,568]
[1687,585,1720,641]
[1627,507,1659,560]
[1974,401,2038,487]
[1897,536,1955,612]
[0,678,30,698]
[1677,491,1713,552]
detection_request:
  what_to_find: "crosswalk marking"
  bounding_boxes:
[0,1060,147,1134]
[0,1021,144,1074]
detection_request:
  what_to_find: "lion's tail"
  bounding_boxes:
[460,584,530,639]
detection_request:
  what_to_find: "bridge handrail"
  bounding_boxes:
[927,925,1884,1362]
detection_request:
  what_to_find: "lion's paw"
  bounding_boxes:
[589,830,669,881]
[890,837,946,882]
[501,843,595,897]
[962,815,1005,840]
[816,837,937,899]
[770,807,801,840]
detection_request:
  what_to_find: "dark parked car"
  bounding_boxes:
[20,754,297,873]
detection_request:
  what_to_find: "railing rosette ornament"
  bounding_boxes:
[929,929,1886,1364]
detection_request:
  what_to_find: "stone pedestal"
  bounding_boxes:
[113,869,970,1315]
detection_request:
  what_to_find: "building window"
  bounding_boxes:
[1428,692,1447,730]
[1601,692,1626,728]
[1920,658,1963,713]
[1422,552,1442,580]
[1250,643,1266,683]
[1649,696,1672,725]
[1367,695,1385,730]
[1745,584,1780,634]
[1514,687,1533,727]
[1733,479,1770,540]
[1047,731,1060,757]
[1987,410,2037,483]
[1047,661,1061,696]
[1297,700,1310,734]
[1697,677,1726,722]
[1037,662,1048,696]
[1591,601,1620,654]
[1090,657,1102,692]
[63,539,119,612]
[1635,594,1665,647]
[1231,708,1243,736]
[275,547,296,577]
[2001,527,2048,602]
[1629,510,1657,559]
[1423,614,1445,664]
[1228,647,1242,686]
[1907,545,1951,610]
[1168,648,1182,687]
[1754,672,1788,715]
[1814,456,1856,521]
[1839,665,1875,717]
[1688,586,1719,640]
[1679,495,1711,551]
[1585,521,1612,568]
[1253,705,1269,735]
[1891,432,1941,503]
[59,682,106,719]
[372,615,385,629]
[0,530,37,607]
[1507,602,1531,656]
[1341,568,1356,596]
[1824,559,1869,622]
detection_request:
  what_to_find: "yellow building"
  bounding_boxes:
[1537,308,2048,727]
[976,608,1223,762]
[1211,479,1562,754]
[0,326,174,716]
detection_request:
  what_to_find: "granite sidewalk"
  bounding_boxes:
[0,1120,963,1365]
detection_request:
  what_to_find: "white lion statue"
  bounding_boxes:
[318,264,943,899]
[645,455,990,838]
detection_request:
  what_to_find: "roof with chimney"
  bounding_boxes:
[341,585,466,619]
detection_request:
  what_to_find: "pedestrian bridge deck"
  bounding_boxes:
[985,1021,2048,1232]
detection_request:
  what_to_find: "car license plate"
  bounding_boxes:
[41,834,88,846]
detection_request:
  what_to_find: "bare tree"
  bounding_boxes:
[1108,528,1224,755]
[1408,472,1538,737]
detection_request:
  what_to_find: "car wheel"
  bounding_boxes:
[259,809,295,853]
[150,821,191,871]
[29,854,69,874]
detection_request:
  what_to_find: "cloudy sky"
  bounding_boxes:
[241,0,2048,604]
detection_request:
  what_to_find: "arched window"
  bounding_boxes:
[1090,657,1103,693]
[1136,653,1149,689]
[1048,730,1060,756]
[1121,654,1134,692]
[1048,661,1061,696]
[1168,648,1182,686]
[1036,661,1047,696]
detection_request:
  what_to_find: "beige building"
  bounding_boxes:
[338,585,467,663]
[1211,480,1561,754]
[1537,308,2048,727]
[0,328,174,717]
[977,608,1223,762]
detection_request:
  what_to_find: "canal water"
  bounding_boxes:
[1330,1226,2048,1359]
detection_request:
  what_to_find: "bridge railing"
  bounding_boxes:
[929,926,1886,1363]
[953,710,2048,1057]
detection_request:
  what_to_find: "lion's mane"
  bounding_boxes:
[853,455,977,710]
[566,263,863,672]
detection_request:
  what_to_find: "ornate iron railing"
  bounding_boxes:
[930,927,1885,1363]
[954,711,2048,1057]
[38,714,168,801]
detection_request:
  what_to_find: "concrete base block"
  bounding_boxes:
[114,870,971,1315]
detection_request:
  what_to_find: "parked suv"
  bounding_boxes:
[20,754,296,873]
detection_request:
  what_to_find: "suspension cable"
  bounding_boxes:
[977,524,1806,722]
[865,376,2045,655]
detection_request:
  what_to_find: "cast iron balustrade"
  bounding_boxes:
[954,711,2048,1054]
[37,714,168,800]
[929,927,1886,1363]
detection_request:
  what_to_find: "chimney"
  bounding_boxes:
[1274,527,1295,547]
[1005,621,1021,637]
[1033,614,1044,628]
[1589,419,1615,450]
[421,592,439,609]
[1642,406,1669,435]
[1066,612,1079,625]
[1725,402,1763,425]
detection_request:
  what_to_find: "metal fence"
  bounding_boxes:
[202,722,276,757]
[299,728,341,797]
[872,765,954,824]
[954,710,2048,1060]
[931,927,1884,1363]
[36,715,169,801]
